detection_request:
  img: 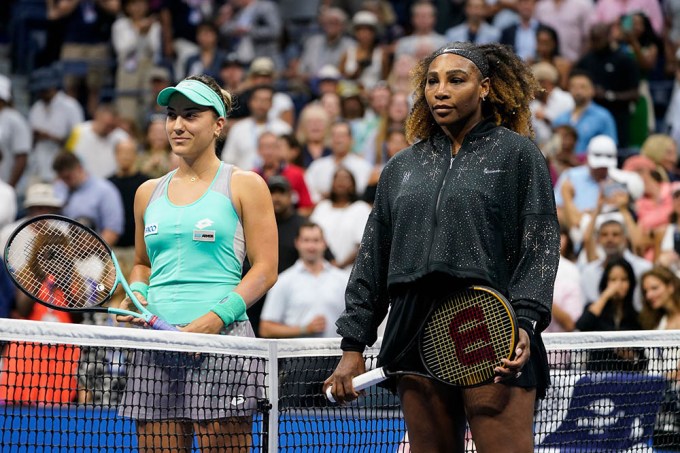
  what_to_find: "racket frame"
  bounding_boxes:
[3,214,176,331]
[326,285,519,402]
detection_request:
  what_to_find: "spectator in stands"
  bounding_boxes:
[533,0,592,63]
[575,23,640,149]
[52,151,124,247]
[394,1,447,60]
[576,257,644,371]
[363,90,410,166]
[640,134,680,182]
[445,0,500,45]
[314,64,343,99]
[138,118,173,179]
[592,0,663,37]
[239,57,296,127]
[221,84,291,170]
[554,135,639,230]
[217,0,283,69]
[27,65,85,185]
[552,70,618,155]
[50,0,120,117]
[158,0,212,80]
[0,75,30,191]
[111,0,161,126]
[545,124,580,179]
[529,62,574,147]
[0,183,64,254]
[338,11,390,91]
[259,221,347,338]
[363,126,408,205]
[253,132,313,216]
[310,167,372,272]
[616,12,662,148]
[622,154,672,259]
[580,213,652,312]
[657,186,680,272]
[297,7,354,82]
[183,20,227,84]
[296,103,332,168]
[546,224,584,334]
[305,121,372,203]
[640,266,680,330]
[219,53,247,95]
[534,25,572,89]
[499,0,540,61]
[353,82,391,155]
[140,66,172,128]
[387,53,418,95]
[0,262,14,318]
[65,103,130,179]
[109,138,149,276]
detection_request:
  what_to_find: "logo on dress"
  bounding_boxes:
[483,168,506,174]
[195,218,214,229]
[144,223,158,236]
[193,230,216,242]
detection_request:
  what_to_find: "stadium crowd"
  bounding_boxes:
[1,0,680,436]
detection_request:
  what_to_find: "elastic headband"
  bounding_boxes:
[435,45,490,78]
[157,79,226,118]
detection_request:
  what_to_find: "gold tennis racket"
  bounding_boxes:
[327,286,517,401]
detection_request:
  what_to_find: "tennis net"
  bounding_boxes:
[0,318,678,452]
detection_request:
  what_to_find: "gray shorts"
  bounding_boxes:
[118,321,264,421]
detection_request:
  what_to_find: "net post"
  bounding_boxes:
[267,340,279,452]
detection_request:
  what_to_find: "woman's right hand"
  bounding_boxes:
[323,351,366,404]
[116,292,149,326]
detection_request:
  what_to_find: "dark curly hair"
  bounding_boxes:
[405,42,540,143]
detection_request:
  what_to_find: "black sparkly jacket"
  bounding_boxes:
[336,119,560,348]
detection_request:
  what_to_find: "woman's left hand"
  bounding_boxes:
[179,312,225,334]
[494,328,531,383]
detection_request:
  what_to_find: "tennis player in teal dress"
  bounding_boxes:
[117,74,278,452]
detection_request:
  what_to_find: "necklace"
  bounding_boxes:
[183,162,219,183]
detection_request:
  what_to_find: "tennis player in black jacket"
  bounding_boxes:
[324,42,560,452]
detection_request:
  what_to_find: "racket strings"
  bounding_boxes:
[5,219,116,309]
[421,289,515,386]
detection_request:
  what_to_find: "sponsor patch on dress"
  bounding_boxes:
[193,230,216,242]
[144,223,158,236]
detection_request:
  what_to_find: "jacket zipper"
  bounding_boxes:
[434,155,455,227]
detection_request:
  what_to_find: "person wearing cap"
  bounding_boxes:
[554,135,643,237]
[0,74,31,191]
[552,69,618,155]
[325,42,559,451]
[338,10,390,91]
[314,64,343,98]
[241,57,295,127]
[27,66,85,185]
[116,74,277,451]
[183,21,227,86]
[0,183,63,264]
[219,53,247,94]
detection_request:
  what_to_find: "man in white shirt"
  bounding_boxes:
[305,121,372,203]
[259,221,348,338]
[0,75,31,192]
[221,84,291,170]
[66,103,129,179]
[27,65,84,185]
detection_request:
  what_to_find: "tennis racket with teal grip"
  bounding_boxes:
[326,286,517,402]
[3,214,177,331]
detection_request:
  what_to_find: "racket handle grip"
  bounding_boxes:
[325,367,387,403]
[148,316,179,331]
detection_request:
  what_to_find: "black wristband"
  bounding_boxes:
[341,337,366,353]
[518,318,536,338]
